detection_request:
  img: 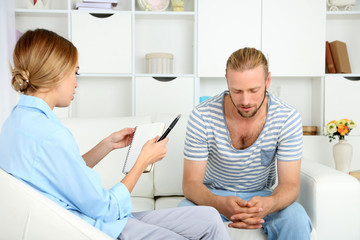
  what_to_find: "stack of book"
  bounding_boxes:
[76,0,118,11]
[325,40,352,74]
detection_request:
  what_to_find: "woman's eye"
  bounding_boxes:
[75,72,80,76]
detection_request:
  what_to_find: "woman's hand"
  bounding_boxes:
[83,128,135,168]
[109,128,136,150]
[122,136,168,193]
[135,136,168,170]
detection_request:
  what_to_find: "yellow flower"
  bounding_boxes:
[336,119,347,126]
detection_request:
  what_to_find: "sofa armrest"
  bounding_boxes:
[299,161,360,240]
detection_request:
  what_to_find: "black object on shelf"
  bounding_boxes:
[153,77,177,82]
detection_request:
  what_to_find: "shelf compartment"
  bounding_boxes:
[72,77,132,118]
[135,76,194,117]
[326,16,360,73]
[15,0,67,10]
[135,16,194,75]
[135,0,195,12]
[15,12,68,39]
[71,12,132,74]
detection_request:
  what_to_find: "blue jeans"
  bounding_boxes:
[178,188,312,240]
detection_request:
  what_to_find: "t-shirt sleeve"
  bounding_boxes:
[183,108,209,161]
[276,109,303,162]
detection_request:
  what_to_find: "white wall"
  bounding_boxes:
[0,0,18,128]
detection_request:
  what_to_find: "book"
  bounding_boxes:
[349,170,360,181]
[325,41,336,73]
[77,7,113,12]
[83,0,118,5]
[329,40,352,73]
[122,122,165,174]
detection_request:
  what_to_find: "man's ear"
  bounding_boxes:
[266,72,271,89]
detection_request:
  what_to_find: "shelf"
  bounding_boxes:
[325,74,360,81]
[15,8,68,16]
[327,11,360,19]
[135,74,194,78]
[134,11,195,20]
[77,73,133,78]
[325,73,360,77]
[70,9,131,14]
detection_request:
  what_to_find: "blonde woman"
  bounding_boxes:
[0,29,230,240]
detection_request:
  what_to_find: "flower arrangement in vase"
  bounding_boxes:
[323,119,357,142]
[323,119,357,173]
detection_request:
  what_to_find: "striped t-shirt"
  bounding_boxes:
[184,90,303,192]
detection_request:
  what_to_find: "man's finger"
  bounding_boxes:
[235,198,248,207]
[228,221,263,229]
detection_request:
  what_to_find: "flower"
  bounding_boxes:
[323,119,357,142]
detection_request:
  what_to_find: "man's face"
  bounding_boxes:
[226,65,270,118]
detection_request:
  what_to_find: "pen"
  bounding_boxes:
[156,114,181,142]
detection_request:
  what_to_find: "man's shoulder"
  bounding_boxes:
[269,93,299,115]
[195,92,224,112]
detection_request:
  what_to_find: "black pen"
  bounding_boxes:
[157,114,181,142]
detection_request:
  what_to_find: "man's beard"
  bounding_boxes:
[229,89,267,118]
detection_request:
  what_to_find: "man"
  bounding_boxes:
[180,48,312,240]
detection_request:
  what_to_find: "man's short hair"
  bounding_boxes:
[226,48,268,77]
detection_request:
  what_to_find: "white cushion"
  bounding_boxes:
[61,116,154,198]
[154,196,185,209]
[153,114,188,196]
[131,197,155,212]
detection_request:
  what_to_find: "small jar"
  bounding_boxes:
[145,52,174,74]
[171,0,184,12]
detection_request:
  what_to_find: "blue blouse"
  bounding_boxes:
[0,95,132,239]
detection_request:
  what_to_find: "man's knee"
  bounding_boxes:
[178,198,197,207]
[276,202,312,230]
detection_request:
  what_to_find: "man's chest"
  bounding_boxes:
[226,119,265,150]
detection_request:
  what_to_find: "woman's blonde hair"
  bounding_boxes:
[11,29,78,93]
[226,47,268,78]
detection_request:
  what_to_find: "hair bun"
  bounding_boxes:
[12,69,30,92]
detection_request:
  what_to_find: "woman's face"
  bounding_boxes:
[54,64,79,108]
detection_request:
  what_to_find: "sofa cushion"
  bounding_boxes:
[154,196,185,210]
[61,116,154,198]
[131,197,155,212]
[153,114,188,196]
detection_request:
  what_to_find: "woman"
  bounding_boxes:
[0,29,230,240]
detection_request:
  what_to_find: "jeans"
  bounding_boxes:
[178,188,312,240]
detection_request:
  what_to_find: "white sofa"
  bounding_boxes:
[1,114,360,240]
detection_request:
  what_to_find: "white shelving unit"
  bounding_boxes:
[15,0,196,119]
[14,0,360,135]
[324,5,360,135]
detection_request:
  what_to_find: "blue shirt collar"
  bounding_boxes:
[16,94,62,125]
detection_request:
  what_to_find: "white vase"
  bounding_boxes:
[333,139,353,173]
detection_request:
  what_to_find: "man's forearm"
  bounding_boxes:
[183,181,221,210]
[268,182,299,214]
